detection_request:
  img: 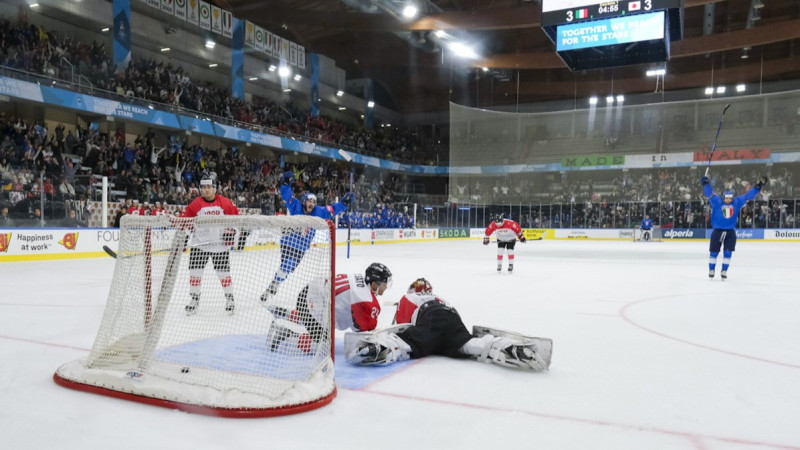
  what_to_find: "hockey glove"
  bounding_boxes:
[281,171,295,186]
[518,234,527,243]
[700,176,710,186]
[341,192,355,206]
[483,237,490,245]
[755,176,768,189]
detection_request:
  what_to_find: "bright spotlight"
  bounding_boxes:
[402,5,418,18]
[704,87,714,95]
[434,30,446,38]
[589,97,598,105]
[616,95,625,103]
[367,101,375,108]
[716,86,726,94]
[606,96,615,104]
[205,40,216,49]
[736,84,746,93]
[268,65,277,72]
[278,66,291,78]
[249,77,258,81]
[448,42,478,59]
[336,90,344,97]
[293,74,301,81]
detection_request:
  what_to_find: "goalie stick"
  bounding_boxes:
[705,103,731,177]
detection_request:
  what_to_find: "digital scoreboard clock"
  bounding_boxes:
[541,0,681,27]
[540,0,684,71]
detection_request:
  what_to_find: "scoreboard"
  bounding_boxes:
[540,0,684,71]
[542,0,682,27]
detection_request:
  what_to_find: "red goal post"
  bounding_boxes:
[54,215,337,417]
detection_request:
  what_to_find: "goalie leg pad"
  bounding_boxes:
[472,325,553,371]
[345,331,412,366]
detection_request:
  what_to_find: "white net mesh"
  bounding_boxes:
[634,226,662,242]
[55,215,336,415]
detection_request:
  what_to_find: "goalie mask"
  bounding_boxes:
[408,278,433,294]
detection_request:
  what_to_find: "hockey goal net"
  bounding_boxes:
[633,226,663,242]
[54,215,336,417]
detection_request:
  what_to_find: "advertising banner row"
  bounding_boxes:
[3,227,799,262]
[3,75,799,176]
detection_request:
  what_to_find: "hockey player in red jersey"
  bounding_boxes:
[345,278,552,371]
[484,214,526,272]
[180,171,240,316]
[265,263,392,352]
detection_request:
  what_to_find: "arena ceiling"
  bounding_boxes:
[223,1,796,113]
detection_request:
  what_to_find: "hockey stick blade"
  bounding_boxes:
[102,245,117,259]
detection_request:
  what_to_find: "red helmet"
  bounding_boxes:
[408,278,433,294]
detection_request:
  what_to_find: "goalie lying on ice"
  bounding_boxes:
[344,278,552,371]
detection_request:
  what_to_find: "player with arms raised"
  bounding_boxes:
[345,278,551,371]
[181,171,240,315]
[483,214,526,272]
[260,170,353,304]
[701,174,767,279]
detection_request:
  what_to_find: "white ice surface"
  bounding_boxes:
[1,240,799,450]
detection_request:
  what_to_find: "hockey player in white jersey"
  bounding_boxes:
[484,214,526,272]
[265,263,392,352]
[345,278,552,371]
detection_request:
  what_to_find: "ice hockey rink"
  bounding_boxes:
[2,239,799,450]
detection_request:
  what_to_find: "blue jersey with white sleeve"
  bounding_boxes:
[704,184,760,230]
[280,184,347,251]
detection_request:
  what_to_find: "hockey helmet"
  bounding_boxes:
[408,278,433,294]
[199,171,217,188]
[302,192,317,204]
[493,214,505,224]
[365,262,393,288]
[723,191,734,199]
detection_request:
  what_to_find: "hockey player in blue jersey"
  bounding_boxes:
[701,174,767,279]
[260,171,354,304]
[640,215,653,241]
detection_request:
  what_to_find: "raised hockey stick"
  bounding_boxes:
[102,245,117,259]
[338,149,354,259]
[705,103,731,177]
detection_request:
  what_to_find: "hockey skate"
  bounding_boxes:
[185,294,200,316]
[497,263,502,272]
[708,269,715,279]
[508,264,514,273]
[720,270,727,280]
[260,280,279,305]
[224,294,235,315]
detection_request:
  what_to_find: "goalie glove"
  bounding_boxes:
[346,332,411,366]
[518,234,527,243]
[483,237,490,246]
[755,176,768,189]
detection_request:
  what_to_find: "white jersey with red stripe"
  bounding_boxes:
[485,219,522,242]
[181,194,240,252]
[396,292,448,325]
[332,273,380,331]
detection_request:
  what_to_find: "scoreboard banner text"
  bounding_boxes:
[556,10,665,52]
